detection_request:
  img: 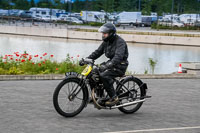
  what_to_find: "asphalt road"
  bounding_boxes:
[0,79,200,133]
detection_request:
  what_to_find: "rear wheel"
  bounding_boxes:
[53,78,88,117]
[117,77,145,114]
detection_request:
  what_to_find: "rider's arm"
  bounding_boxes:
[87,42,105,60]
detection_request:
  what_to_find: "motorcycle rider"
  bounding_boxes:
[82,23,129,106]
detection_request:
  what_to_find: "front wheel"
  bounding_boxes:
[53,78,88,117]
[117,77,145,114]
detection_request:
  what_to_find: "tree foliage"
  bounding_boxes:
[0,0,199,14]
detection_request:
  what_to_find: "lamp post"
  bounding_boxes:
[68,0,71,16]
[139,0,141,11]
[171,0,174,28]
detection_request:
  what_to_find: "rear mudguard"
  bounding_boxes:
[117,76,148,96]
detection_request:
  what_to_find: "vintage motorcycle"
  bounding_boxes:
[53,58,151,117]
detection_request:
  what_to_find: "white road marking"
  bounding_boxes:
[104,126,200,133]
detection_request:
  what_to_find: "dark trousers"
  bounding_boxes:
[99,69,124,98]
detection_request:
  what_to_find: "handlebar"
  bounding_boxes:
[83,58,94,65]
[79,58,95,66]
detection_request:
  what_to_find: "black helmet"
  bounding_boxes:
[98,23,116,34]
[98,23,116,42]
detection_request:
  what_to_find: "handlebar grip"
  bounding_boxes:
[84,58,94,64]
[79,58,94,66]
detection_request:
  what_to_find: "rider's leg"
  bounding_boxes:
[99,70,121,106]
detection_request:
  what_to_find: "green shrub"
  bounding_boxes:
[89,22,104,26]
[0,52,85,75]
[0,68,6,75]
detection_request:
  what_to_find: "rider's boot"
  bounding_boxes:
[105,95,119,106]
[97,99,104,106]
[104,85,119,106]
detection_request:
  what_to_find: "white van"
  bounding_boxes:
[114,12,142,26]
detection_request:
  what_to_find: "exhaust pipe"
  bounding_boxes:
[111,99,145,109]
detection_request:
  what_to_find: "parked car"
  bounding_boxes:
[173,21,184,27]
[80,11,106,23]
[0,9,9,16]
[158,20,184,27]
[141,16,157,27]
[59,14,68,21]
[65,17,83,24]
[33,15,42,21]
[51,16,60,22]
[41,15,51,22]
[19,11,32,18]
[9,9,24,17]
[179,14,200,25]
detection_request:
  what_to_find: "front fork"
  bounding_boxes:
[68,76,89,102]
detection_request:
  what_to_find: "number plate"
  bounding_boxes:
[65,72,79,78]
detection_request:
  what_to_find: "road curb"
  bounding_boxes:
[0,74,65,81]
[0,74,199,81]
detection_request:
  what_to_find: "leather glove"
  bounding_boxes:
[99,61,114,72]
[99,64,107,72]
[106,61,114,69]
[79,58,85,66]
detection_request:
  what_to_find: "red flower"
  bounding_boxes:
[10,58,13,60]
[77,55,80,58]
[43,53,47,56]
[71,57,73,59]
[34,55,39,57]
[32,63,35,65]
[40,57,42,59]
[21,59,25,62]
[16,54,20,57]
[56,68,59,70]
[38,63,41,66]
[16,59,18,61]
[50,55,54,57]
[28,56,32,61]
[3,57,7,59]
[43,61,45,64]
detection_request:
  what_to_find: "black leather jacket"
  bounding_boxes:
[88,35,129,71]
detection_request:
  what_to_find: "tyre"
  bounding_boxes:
[53,77,88,117]
[129,23,134,27]
[117,77,145,114]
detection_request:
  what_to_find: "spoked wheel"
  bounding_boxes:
[53,78,88,117]
[117,77,145,114]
